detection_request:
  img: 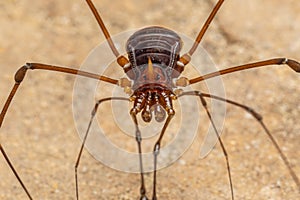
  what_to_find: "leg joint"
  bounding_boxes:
[153,142,160,155]
[14,65,29,83]
[25,63,33,69]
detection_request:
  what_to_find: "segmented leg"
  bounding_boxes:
[178,90,300,197]
[0,63,118,199]
[188,58,300,85]
[74,97,129,200]
[178,91,234,200]
[200,92,300,191]
[152,112,175,200]
[130,109,149,200]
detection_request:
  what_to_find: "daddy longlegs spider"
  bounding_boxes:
[0,0,299,199]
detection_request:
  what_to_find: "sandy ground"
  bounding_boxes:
[0,0,300,199]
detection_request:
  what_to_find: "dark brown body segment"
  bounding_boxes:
[126,26,183,88]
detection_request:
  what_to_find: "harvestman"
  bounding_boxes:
[1,0,300,199]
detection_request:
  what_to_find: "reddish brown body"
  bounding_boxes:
[125,26,182,123]
[0,1,299,200]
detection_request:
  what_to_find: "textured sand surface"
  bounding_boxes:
[0,0,299,199]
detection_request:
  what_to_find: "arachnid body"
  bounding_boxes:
[0,0,299,199]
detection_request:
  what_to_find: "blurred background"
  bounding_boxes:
[0,0,299,199]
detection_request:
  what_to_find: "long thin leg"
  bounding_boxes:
[74,97,129,200]
[178,91,234,200]
[0,144,33,199]
[179,90,300,193]
[152,111,175,200]
[85,0,130,68]
[199,92,300,192]
[188,0,224,56]
[130,109,148,200]
[0,63,119,199]
[187,58,300,85]
[85,0,120,57]
[178,0,225,66]
[1,63,118,126]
